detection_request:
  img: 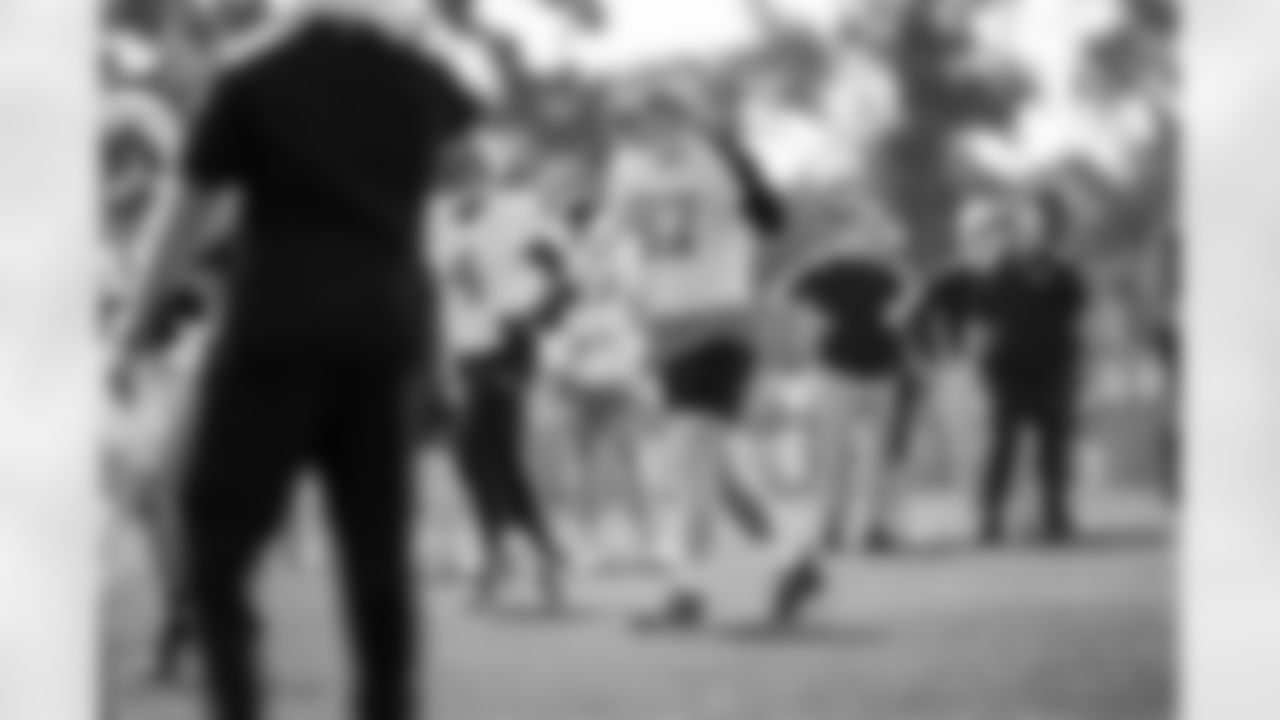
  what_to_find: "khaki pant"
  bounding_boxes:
[923,360,989,490]
[811,370,898,545]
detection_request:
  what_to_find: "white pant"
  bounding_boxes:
[923,360,989,489]
[642,412,816,600]
[811,371,898,542]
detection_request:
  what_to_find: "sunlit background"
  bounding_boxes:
[101,0,1178,497]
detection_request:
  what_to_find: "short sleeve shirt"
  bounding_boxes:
[795,257,902,378]
[180,18,482,356]
[982,257,1087,386]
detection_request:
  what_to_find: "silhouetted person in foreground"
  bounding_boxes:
[120,3,490,718]
[978,197,1089,545]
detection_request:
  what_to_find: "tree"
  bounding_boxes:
[885,0,1028,267]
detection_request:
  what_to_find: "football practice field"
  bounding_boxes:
[103,481,1173,720]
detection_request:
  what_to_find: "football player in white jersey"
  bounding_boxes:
[622,122,826,628]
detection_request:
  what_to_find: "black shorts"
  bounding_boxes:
[658,335,755,420]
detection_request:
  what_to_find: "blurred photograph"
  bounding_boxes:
[98,0,1177,718]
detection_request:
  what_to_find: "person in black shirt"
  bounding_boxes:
[448,204,574,612]
[977,196,1088,545]
[791,225,913,553]
[119,4,487,719]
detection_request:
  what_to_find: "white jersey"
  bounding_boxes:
[429,188,569,358]
[599,137,757,322]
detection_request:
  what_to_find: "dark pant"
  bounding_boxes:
[181,347,420,720]
[455,370,559,567]
[981,383,1078,540]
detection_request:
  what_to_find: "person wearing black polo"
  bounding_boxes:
[978,197,1088,545]
[792,233,912,553]
[121,4,489,719]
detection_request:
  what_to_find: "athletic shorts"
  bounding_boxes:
[658,335,755,420]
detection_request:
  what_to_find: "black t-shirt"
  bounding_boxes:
[795,257,901,378]
[911,268,990,358]
[982,255,1087,388]
[184,18,480,359]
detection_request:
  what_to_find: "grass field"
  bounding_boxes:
[102,478,1174,720]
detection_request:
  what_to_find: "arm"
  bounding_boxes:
[118,73,247,361]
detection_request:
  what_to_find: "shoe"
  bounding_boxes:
[768,559,826,626]
[635,591,705,630]
[1038,521,1076,546]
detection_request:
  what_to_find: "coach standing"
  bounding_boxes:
[120,2,493,718]
[978,195,1089,545]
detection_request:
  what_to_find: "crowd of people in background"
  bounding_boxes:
[418,121,1104,626]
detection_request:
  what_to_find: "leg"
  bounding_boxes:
[608,406,654,562]
[885,367,922,474]
[713,417,828,625]
[485,381,565,606]
[857,378,904,551]
[465,495,511,608]
[1033,392,1079,543]
[314,361,420,720]
[573,391,624,547]
[453,395,516,606]
[716,426,772,544]
[930,361,966,488]
[814,374,857,550]
[979,391,1022,544]
[145,488,196,683]
[637,413,719,627]
[181,362,322,720]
